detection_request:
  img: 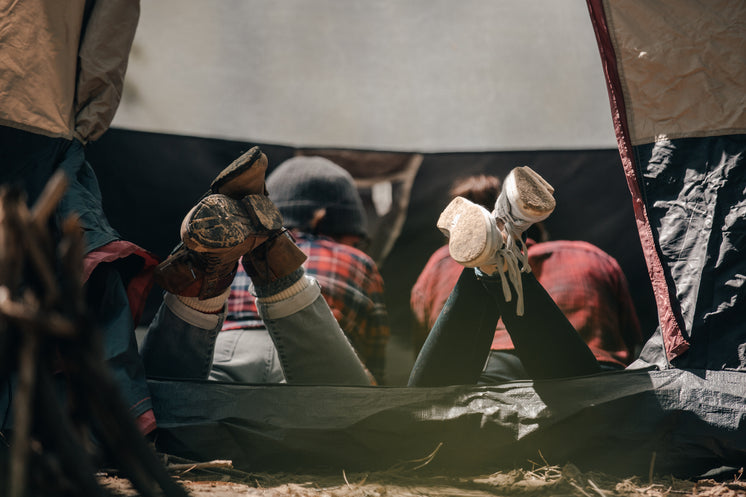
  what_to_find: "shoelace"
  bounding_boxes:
[492,195,532,316]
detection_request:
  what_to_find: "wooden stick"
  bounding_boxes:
[78,354,191,497]
[648,451,656,484]
[0,294,77,337]
[0,176,192,497]
[29,170,68,228]
[15,203,59,307]
[167,460,235,472]
[8,326,39,497]
[34,364,111,497]
[588,478,608,497]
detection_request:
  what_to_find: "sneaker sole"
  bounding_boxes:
[181,194,282,254]
[504,166,555,222]
[437,197,502,267]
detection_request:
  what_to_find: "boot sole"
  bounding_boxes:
[210,147,268,197]
[181,194,282,254]
[504,166,555,222]
[437,197,502,267]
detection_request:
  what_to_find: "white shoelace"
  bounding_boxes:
[491,195,532,316]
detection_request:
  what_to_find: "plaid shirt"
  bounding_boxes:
[411,240,643,366]
[225,232,390,382]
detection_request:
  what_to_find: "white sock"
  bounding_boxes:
[254,274,311,303]
[176,287,231,313]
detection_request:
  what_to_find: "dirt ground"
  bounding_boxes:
[100,456,746,497]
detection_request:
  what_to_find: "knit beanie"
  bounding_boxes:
[266,156,368,237]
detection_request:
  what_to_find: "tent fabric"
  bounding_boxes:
[148,368,746,477]
[0,0,139,142]
[587,0,746,366]
[78,3,745,476]
[634,136,746,370]
[600,0,746,145]
[112,1,615,152]
[142,4,745,477]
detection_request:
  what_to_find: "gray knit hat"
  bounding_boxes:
[266,156,368,237]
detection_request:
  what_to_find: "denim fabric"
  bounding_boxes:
[257,279,371,385]
[210,328,285,383]
[141,277,371,386]
[140,293,223,380]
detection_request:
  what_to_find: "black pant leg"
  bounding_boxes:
[408,268,499,387]
[480,271,600,379]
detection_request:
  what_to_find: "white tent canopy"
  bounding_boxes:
[115,0,616,152]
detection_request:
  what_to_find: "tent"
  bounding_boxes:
[88,0,656,382]
[587,0,746,370]
[85,0,745,477]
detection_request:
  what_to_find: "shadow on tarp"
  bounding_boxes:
[148,368,745,478]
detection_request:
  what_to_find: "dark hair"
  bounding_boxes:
[449,174,502,210]
[525,222,550,243]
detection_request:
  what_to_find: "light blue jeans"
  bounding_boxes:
[210,327,285,383]
[140,277,371,385]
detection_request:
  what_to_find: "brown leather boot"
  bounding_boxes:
[154,193,283,299]
[241,230,308,288]
[210,146,269,198]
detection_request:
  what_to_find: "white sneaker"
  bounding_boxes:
[437,196,503,268]
[495,166,555,235]
[436,166,555,315]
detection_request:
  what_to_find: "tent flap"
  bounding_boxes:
[587,0,746,366]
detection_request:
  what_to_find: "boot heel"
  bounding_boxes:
[210,146,269,197]
[242,231,308,287]
[242,194,283,232]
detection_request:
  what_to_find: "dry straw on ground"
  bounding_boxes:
[100,452,745,497]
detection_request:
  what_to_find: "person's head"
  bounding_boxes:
[449,174,502,211]
[266,156,367,246]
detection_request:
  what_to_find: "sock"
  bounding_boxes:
[251,267,305,299]
[253,268,308,302]
[176,287,231,313]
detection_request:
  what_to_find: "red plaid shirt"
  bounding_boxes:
[224,233,390,382]
[411,240,643,366]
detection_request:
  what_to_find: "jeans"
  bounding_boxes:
[140,277,372,385]
[408,268,600,387]
[211,328,285,383]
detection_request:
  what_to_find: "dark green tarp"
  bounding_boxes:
[149,368,746,478]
